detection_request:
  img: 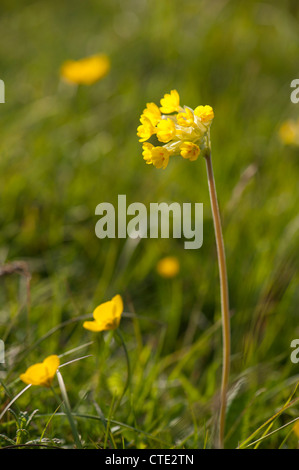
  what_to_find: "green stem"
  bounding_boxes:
[114,329,131,412]
[52,371,82,449]
[204,150,230,449]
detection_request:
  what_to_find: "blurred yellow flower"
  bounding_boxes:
[156,256,180,278]
[20,355,60,387]
[279,119,299,145]
[83,294,123,332]
[60,54,110,85]
[137,89,214,169]
[293,420,299,438]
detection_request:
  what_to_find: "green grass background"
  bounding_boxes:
[1,0,299,448]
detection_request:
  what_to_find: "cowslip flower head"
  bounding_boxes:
[60,54,110,85]
[20,355,60,387]
[83,294,123,332]
[137,90,214,169]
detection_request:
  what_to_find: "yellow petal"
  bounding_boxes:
[43,355,60,377]
[156,118,176,143]
[111,294,124,319]
[160,90,180,114]
[180,141,200,161]
[142,103,161,126]
[83,320,104,332]
[85,295,124,332]
[93,299,114,323]
[20,364,47,385]
[137,116,156,142]
[20,355,59,387]
[194,105,214,123]
[150,146,170,169]
[176,108,194,127]
[142,142,154,164]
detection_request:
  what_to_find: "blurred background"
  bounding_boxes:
[1,0,299,448]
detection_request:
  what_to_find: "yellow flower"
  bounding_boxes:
[142,103,161,126]
[180,141,200,161]
[194,105,214,123]
[177,108,194,127]
[137,116,156,142]
[156,256,180,278]
[160,90,180,113]
[279,120,297,145]
[156,118,176,143]
[137,90,214,169]
[83,294,123,332]
[142,142,154,164]
[151,147,170,169]
[60,54,110,85]
[143,144,170,169]
[20,355,60,387]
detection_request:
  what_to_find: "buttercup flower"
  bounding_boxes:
[83,294,123,332]
[156,256,180,278]
[20,355,60,387]
[60,54,110,85]
[137,90,214,169]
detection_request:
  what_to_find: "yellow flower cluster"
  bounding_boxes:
[137,90,214,169]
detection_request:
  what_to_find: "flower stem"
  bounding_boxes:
[204,150,230,449]
[114,329,131,411]
[54,371,83,449]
